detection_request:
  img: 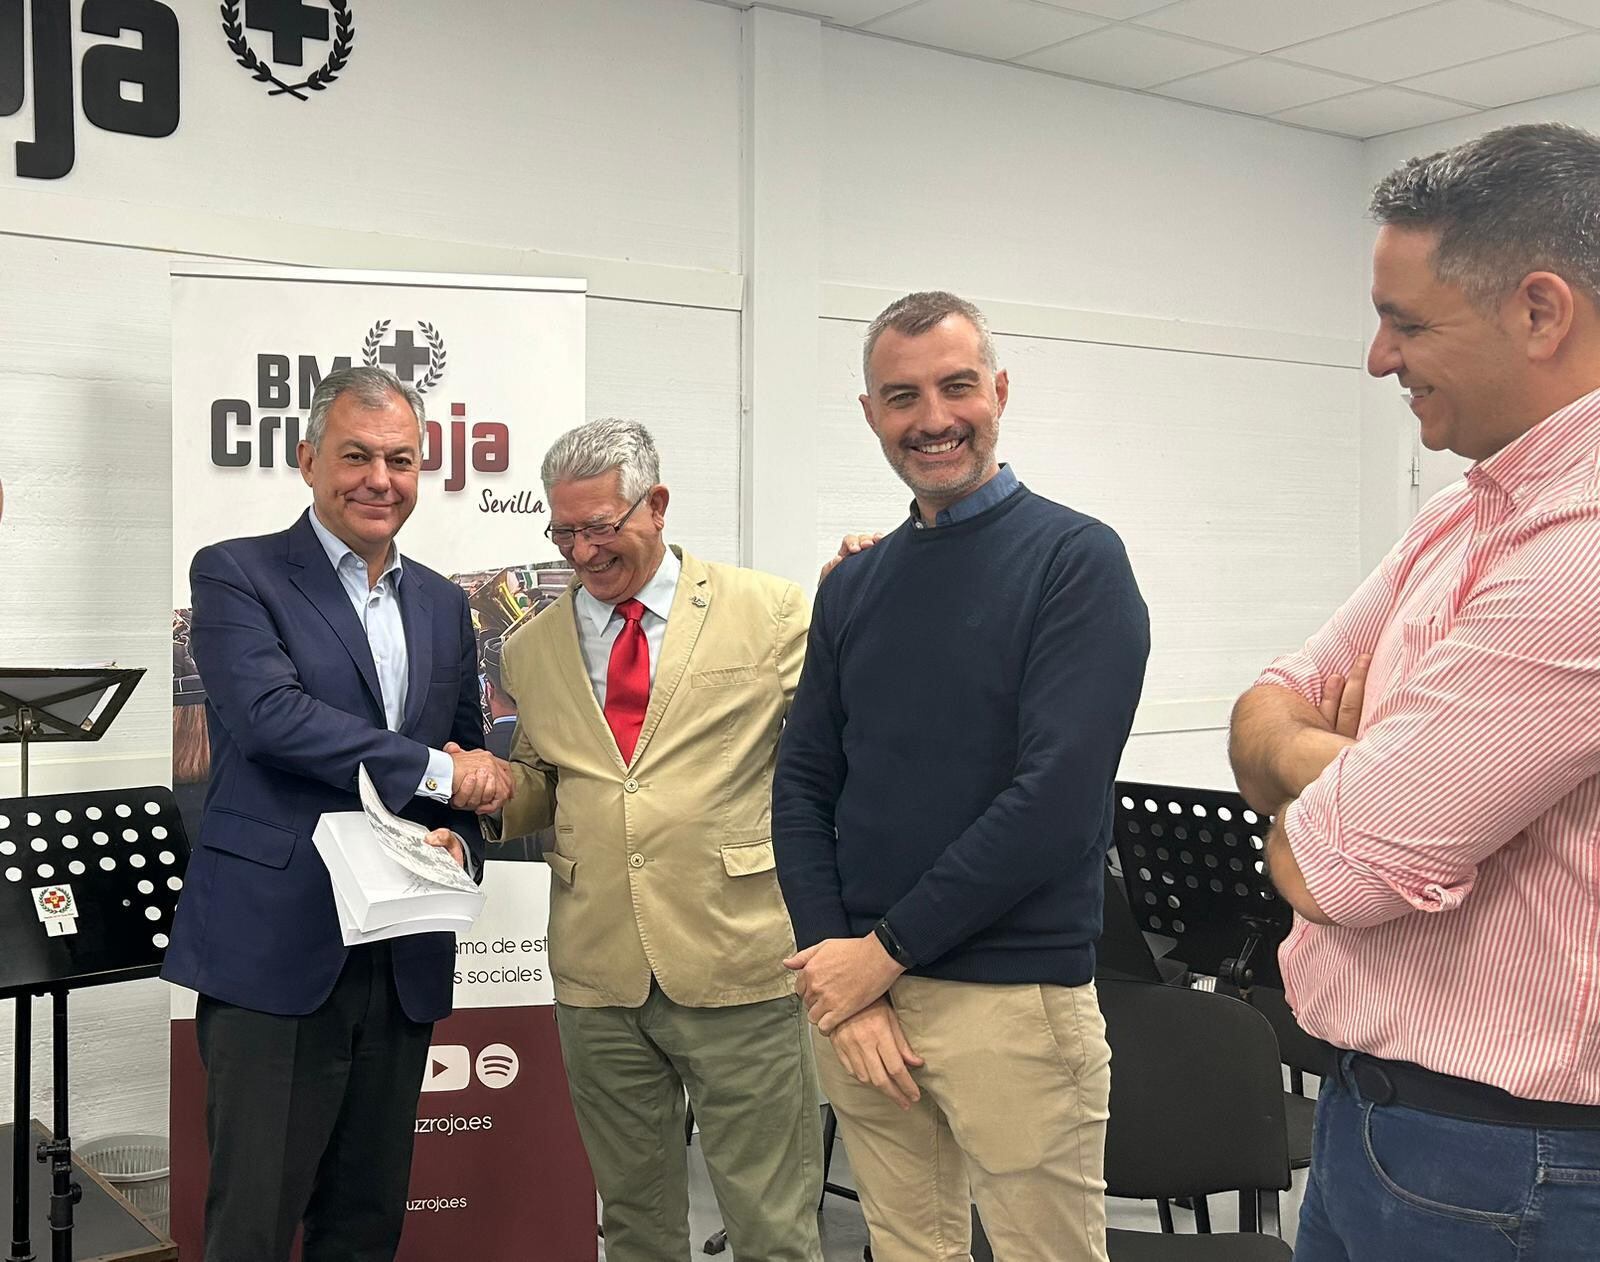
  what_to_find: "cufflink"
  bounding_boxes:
[425,777,439,791]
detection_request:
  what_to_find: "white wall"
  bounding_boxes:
[811,32,1369,788]
[0,0,1391,1141]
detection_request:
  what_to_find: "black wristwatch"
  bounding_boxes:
[873,918,915,969]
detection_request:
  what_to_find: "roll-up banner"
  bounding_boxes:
[168,263,597,1259]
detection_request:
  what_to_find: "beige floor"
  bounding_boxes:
[597,1116,1309,1260]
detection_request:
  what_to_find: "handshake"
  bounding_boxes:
[444,741,516,815]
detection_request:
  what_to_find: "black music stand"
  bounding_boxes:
[1112,782,1291,990]
[0,786,188,1262]
[0,670,144,799]
[1,665,185,1261]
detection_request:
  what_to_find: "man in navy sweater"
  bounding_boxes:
[773,291,1149,1261]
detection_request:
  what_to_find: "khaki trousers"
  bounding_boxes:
[815,976,1111,1262]
[556,985,824,1262]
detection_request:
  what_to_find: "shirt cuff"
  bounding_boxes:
[417,748,454,803]
[1284,778,1469,928]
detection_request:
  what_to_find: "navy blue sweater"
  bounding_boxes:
[773,486,1150,986]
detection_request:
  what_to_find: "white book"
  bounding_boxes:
[327,875,477,947]
[312,765,486,941]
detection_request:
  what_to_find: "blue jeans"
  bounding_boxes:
[1295,1055,1600,1261]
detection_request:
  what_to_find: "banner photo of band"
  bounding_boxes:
[166,264,599,1260]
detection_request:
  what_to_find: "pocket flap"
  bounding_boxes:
[692,664,760,688]
[721,838,775,877]
[201,808,297,870]
[545,849,577,885]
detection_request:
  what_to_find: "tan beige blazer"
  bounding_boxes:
[499,547,809,1009]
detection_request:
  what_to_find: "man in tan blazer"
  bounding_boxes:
[499,418,823,1262]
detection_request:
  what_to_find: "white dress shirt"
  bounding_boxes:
[308,510,454,802]
[573,546,681,707]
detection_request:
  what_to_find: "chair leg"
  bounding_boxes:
[1157,1199,1175,1233]
[1193,1196,1211,1234]
[1237,1188,1259,1232]
[1290,1067,1306,1096]
[1261,1189,1282,1238]
[685,1097,696,1147]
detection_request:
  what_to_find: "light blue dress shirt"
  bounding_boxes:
[573,546,681,708]
[307,510,454,802]
[910,462,1021,528]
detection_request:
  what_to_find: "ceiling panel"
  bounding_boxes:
[863,0,1106,60]
[1496,0,1600,24]
[1135,0,1438,55]
[1273,85,1478,137]
[786,0,918,23]
[1272,0,1579,82]
[1035,0,1180,17]
[1018,25,1243,87]
[1159,57,1368,114]
[695,0,1600,141]
[1399,32,1600,107]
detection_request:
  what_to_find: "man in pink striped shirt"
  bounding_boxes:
[1231,122,1600,1261]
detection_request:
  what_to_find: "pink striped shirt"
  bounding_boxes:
[1255,386,1600,1105]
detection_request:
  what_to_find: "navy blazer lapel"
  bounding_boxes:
[398,566,434,734]
[285,511,385,716]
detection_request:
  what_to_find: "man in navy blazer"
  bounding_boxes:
[163,365,512,1262]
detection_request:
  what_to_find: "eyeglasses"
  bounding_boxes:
[544,492,648,547]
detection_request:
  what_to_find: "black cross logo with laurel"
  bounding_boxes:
[221,0,354,102]
[364,321,448,395]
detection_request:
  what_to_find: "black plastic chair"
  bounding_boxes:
[1247,983,1337,1182]
[1098,979,1294,1260]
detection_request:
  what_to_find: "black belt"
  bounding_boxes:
[1345,1052,1600,1130]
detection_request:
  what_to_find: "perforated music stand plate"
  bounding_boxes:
[0,787,191,999]
[1113,781,1291,988]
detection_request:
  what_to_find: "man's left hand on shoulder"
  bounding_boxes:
[424,828,468,869]
[784,933,904,1033]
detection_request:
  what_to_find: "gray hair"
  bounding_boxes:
[305,366,425,449]
[1371,122,1600,309]
[541,418,661,501]
[862,290,999,388]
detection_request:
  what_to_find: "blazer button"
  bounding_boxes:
[628,853,645,869]
[624,778,639,793]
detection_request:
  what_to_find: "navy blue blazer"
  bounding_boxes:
[162,511,485,1023]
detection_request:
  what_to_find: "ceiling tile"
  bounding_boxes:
[1273,86,1478,137]
[1399,32,1600,106]
[1017,25,1243,87]
[1158,57,1369,113]
[1273,0,1578,82]
[1035,0,1177,17]
[794,0,921,25]
[863,0,1106,60]
[1497,0,1600,26]
[1136,0,1438,55]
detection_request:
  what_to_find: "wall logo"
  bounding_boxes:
[475,1043,519,1089]
[220,0,354,101]
[1,0,181,180]
[363,319,447,395]
[421,1044,470,1093]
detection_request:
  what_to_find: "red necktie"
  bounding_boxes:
[604,598,650,762]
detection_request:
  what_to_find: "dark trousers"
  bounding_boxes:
[195,943,433,1262]
[1296,1056,1600,1261]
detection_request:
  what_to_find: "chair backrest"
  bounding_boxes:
[1095,867,1164,984]
[1248,984,1339,1080]
[1099,978,1292,1200]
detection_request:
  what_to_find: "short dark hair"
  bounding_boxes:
[1370,122,1600,309]
[862,290,998,387]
